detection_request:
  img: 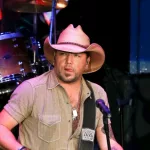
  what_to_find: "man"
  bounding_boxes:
[0,24,123,150]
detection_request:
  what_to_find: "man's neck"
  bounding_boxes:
[60,79,82,109]
[59,79,82,90]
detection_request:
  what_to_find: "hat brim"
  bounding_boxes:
[44,37,105,74]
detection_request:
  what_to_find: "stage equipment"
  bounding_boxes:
[5,0,68,13]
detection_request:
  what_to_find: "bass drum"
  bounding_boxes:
[0,74,22,139]
[0,32,36,140]
[0,32,32,77]
[0,32,34,102]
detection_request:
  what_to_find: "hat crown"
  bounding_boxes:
[44,24,105,74]
[57,24,90,46]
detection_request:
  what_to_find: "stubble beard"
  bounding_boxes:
[57,71,79,83]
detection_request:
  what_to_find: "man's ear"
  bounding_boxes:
[53,51,56,65]
[54,51,56,59]
[86,57,90,65]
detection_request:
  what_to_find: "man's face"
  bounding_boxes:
[54,51,90,83]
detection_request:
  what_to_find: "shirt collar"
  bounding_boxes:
[47,69,91,96]
[81,78,91,98]
[47,69,59,89]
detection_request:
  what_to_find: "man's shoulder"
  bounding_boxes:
[86,80,106,93]
[23,70,52,87]
[85,80,108,103]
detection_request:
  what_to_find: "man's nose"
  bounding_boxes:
[66,53,73,64]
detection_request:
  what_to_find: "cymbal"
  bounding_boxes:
[5,0,68,13]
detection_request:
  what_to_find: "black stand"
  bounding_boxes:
[117,97,134,150]
[103,112,111,150]
[117,98,127,148]
[29,14,39,76]
[96,99,112,150]
[49,0,57,44]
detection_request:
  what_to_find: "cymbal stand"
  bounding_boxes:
[33,13,38,63]
[49,0,57,44]
[47,0,57,70]
[30,13,39,76]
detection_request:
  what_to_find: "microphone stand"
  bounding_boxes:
[96,99,112,150]
[103,112,111,150]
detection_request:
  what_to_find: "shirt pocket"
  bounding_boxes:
[38,114,61,143]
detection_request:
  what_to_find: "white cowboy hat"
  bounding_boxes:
[44,24,105,74]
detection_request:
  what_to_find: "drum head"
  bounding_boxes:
[0,32,32,77]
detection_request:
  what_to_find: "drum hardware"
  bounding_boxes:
[38,55,53,74]
[0,0,64,97]
[29,56,51,76]
[0,31,23,40]
[49,0,57,44]
[0,74,3,82]
[29,36,41,76]
[4,0,68,13]
[0,74,22,95]
[29,12,42,76]
[0,31,34,96]
[0,2,56,101]
[26,36,50,76]
[30,61,39,76]
[18,61,26,77]
[30,36,39,63]
[0,32,33,78]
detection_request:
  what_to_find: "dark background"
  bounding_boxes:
[1,0,130,73]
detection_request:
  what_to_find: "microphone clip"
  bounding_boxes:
[96,99,111,118]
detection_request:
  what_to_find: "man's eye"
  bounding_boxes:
[60,52,66,55]
[74,54,81,57]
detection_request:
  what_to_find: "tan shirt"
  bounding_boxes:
[4,69,109,150]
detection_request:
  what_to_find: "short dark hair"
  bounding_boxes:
[85,52,90,57]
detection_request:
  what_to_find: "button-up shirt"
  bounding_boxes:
[4,69,109,150]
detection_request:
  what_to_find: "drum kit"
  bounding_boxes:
[0,0,68,102]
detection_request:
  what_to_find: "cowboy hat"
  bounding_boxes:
[44,24,105,74]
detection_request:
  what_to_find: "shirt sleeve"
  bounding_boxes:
[4,80,34,123]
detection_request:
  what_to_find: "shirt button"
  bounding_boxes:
[68,120,71,122]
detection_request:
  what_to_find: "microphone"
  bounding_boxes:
[96,99,111,117]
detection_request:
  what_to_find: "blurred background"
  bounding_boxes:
[0,0,150,150]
